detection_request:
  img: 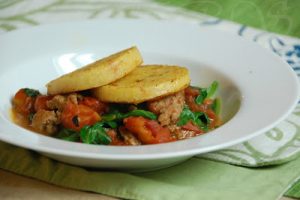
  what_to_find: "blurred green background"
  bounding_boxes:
[156,0,300,38]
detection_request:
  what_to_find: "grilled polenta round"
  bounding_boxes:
[93,65,190,104]
[46,46,142,95]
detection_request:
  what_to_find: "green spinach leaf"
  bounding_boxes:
[24,88,40,97]
[206,81,219,99]
[102,109,157,121]
[177,106,210,131]
[123,109,157,120]
[195,89,207,104]
[80,123,112,145]
[212,98,221,115]
[56,129,80,142]
[195,81,219,104]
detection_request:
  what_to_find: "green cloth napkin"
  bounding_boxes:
[156,0,300,38]
[1,141,300,200]
[1,0,300,199]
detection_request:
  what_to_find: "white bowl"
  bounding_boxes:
[0,19,299,171]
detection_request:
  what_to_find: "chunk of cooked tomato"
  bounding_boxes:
[61,100,101,131]
[182,121,203,134]
[106,129,125,146]
[34,95,52,112]
[12,89,35,115]
[206,109,220,128]
[184,86,199,97]
[79,97,108,114]
[123,116,175,144]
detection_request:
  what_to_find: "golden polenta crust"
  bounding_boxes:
[93,65,190,104]
[46,46,143,95]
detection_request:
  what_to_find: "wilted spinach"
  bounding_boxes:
[195,81,219,104]
[177,106,210,131]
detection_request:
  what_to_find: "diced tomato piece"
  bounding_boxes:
[203,98,213,106]
[61,101,101,131]
[182,121,204,134]
[185,87,203,112]
[79,97,108,114]
[184,87,199,97]
[206,109,216,121]
[124,117,153,144]
[106,129,125,146]
[206,109,220,128]
[123,116,174,144]
[12,89,35,116]
[145,120,176,143]
[34,95,52,112]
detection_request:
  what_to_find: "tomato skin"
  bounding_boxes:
[145,120,176,143]
[123,116,174,144]
[12,89,35,116]
[124,117,156,144]
[184,87,199,97]
[79,97,108,114]
[34,95,52,112]
[182,121,203,134]
[61,101,101,131]
[106,129,125,146]
[206,109,220,128]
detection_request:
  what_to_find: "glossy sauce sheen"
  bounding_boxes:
[10,108,37,133]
